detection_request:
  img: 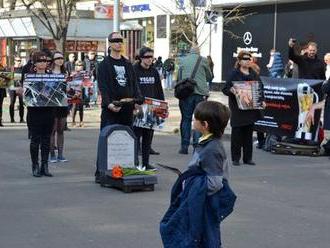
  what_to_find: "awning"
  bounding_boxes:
[0,16,114,41]
[0,17,36,37]
[33,17,114,41]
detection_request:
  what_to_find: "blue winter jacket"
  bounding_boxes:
[269,52,284,78]
[160,166,237,248]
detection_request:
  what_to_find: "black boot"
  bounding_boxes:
[32,163,41,177]
[0,119,3,127]
[40,163,53,177]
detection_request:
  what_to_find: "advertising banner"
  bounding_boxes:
[23,74,67,107]
[254,77,323,140]
[133,97,169,130]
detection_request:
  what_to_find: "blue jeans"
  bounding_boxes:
[165,72,173,89]
[179,94,205,149]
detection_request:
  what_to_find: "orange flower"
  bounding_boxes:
[111,165,123,178]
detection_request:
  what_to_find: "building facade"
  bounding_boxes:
[212,0,330,81]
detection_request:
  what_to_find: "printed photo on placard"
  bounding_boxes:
[133,97,169,130]
[232,81,264,110]
[0,71,14,88]
[23,74,67,107]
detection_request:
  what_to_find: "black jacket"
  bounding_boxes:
[97,55,142,113]
[222,68,262,127]
[322,80,330,130]
[288,47,325,80]
[133,63,164,100]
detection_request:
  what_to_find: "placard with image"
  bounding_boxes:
[23,74,67,107]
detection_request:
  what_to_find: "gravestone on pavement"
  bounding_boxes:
[97,124,157,192]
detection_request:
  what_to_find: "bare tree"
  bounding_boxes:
[156,1,251,49]
[20,0,78,53]
[9,0,17,10]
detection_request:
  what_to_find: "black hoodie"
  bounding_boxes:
[133,63,164,100]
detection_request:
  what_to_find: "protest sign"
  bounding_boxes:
[0,71,14,88]
[133,97,169,130]
[232,81,264,110]
[254,77,323,140]
[67,71,93,104]
[23,74,67,107]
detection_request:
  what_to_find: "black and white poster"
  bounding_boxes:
[23,74,67,107]
[254,77,323,139]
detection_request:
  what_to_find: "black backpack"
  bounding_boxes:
[174,57,202,100]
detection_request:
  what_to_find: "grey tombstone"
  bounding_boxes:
[97,124,138,172]
[96,124,157,192]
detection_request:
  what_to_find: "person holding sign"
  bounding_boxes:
[0,63,8,127]
[133,47,165,170]
[222,51,263,166]
[95,32,143,183]
[26,51,54,177]
[49,51,69,163]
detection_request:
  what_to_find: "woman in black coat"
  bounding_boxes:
[26,51,55,177]
[222,51,263,166]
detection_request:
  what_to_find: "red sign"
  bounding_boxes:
[42,40,98,52]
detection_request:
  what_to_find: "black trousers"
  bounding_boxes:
[27,108,54,166]
[9,90,24,121]
[134,127,153,167]
[0,89,5,121]
[231,125,254,162]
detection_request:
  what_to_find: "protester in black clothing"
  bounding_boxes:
[133,47,164,170]
[288,39,325,80]
[0,63,7,127]
[9,57,24,123]
[95,32,143,182]
[222,51,263,166]
[49,51,69,163]
[21,50,35,85]
[26,51,54,177]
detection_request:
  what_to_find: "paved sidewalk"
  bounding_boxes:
[1,90,231,135]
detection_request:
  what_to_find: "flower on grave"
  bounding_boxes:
[111,165,123,178]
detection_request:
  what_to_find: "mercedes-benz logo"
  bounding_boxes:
[243,32,252,45]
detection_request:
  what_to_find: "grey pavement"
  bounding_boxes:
[0,127,330,248]
[0,90,231,135]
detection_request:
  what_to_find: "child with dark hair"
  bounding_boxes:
[161,101,236,248]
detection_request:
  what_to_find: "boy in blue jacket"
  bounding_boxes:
[160,101,236,248]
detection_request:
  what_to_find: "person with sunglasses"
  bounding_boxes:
[26,51,55,177]
[49,51,69,163]
[70,60,86,127]
[222,51,263,166]
[133,47,165,170]
[95,32,143,183]
[9,56,24,123]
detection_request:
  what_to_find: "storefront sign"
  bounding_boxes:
[43,40,98,52]
[94,4,116,19]
[123,4,151,13]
